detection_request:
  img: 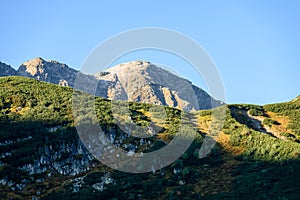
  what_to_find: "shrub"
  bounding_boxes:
[280,132,291,137]
[249,108,264,116]
[263,118,279,126]
[230,132,242,146]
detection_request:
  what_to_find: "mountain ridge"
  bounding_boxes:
[98,60,223,110]
[0,61,16,76]
[0,58,223,110]
[16,57,78,87]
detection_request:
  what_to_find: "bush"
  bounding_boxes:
[230,132,242,146]
[248,108,264,116]
[263,118,279,126]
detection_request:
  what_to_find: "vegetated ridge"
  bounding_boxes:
[0,76,299,199]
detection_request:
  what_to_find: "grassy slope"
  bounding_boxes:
[0,76,299,199]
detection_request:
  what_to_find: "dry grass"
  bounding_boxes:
[267,111,291,133]
[197,115,212,133]
[217,132,244,156]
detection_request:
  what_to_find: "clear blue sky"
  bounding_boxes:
[1,1,299,105]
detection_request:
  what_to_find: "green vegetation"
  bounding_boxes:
[264,101,300,137]
[0,76,299,199]
[248,108,265,116]
[263,118,279,126]
[226,105,299,162]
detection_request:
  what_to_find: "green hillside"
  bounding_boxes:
[0,76,299,199]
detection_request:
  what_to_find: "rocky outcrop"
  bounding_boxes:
[0,61,16,76]
[16,57,78,87]
[100,61,223,110]
[94,71,128,100]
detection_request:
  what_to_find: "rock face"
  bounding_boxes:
[18,139,94,176]
[0,61,16,76]
[16,57,78,87]
[95,61,223,110]
[1,58,223,110]
[94,71,128,100]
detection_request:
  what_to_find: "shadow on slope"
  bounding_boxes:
[1,117,299,200]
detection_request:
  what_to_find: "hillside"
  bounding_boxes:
[0,76,299,199]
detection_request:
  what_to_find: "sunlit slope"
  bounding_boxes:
[0,76,299,199]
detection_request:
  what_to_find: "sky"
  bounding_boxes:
[0,1,299,105]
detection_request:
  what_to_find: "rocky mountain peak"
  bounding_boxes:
[19,57,45,76]
[27,57,44,63]
[16,57,78,87]
[107,60,151,76]
[0,61,16,76]
[100,61,223,110]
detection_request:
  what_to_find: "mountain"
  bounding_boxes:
[16,57,78,87]
[0,76,299,199]
[95,61,223,110]
[3,58,223,110]
[0,61,16,76]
